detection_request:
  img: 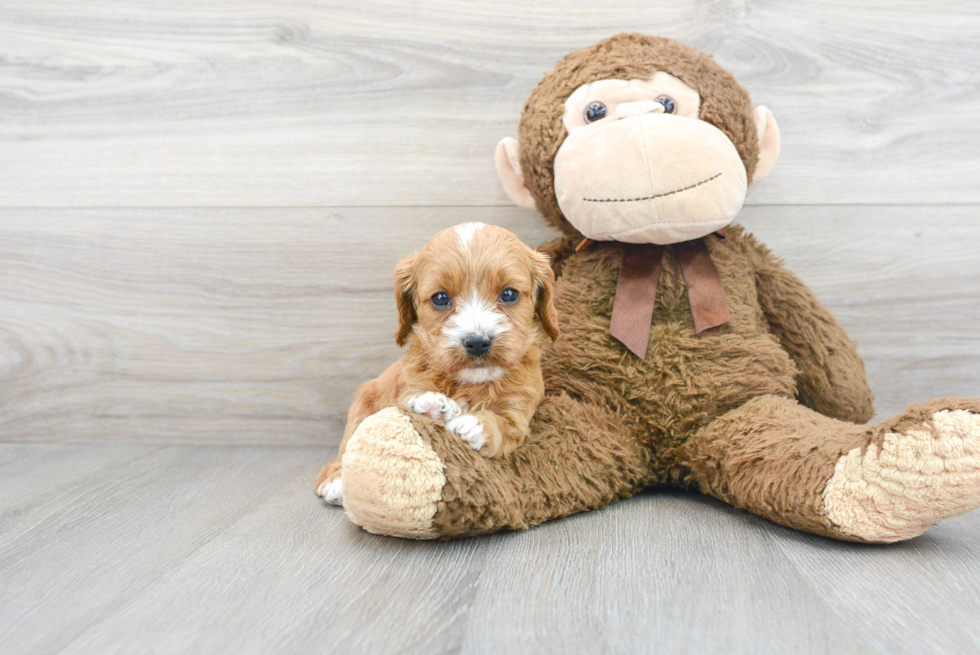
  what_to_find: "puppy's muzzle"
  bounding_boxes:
[463,334,492,358]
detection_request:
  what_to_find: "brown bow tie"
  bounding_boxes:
[595,233,730,359]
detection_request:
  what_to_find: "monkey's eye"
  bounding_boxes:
[499,288,519,304]
[655,95,676,114]
[584,101,607,123]
[431,292,451,308]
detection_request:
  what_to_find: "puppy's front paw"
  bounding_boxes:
[408,392,463,422]
[317,478,344,506]
[446,414,486,452]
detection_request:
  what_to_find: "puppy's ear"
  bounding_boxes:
[529,248,559,342]
[393,253,418,347]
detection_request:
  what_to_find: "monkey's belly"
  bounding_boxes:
[541,321,797,449]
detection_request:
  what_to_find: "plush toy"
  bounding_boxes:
[330,34,980,542]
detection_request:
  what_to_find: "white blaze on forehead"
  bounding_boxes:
[443,288,510,344]
[454,222,486,250]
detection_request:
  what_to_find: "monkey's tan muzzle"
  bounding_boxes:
[553,114,748,245]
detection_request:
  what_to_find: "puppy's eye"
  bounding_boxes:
[431,292,451,308]
[499,288,519,304]
[655,95,676,114]
[584,101,607,123]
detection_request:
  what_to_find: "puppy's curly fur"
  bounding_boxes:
[315,223,558,502]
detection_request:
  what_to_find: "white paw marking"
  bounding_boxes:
[318,478,344,506]
[824,409,980,542]
[407,391,485,450]
[446,414,485,451]
[407,392,463,422]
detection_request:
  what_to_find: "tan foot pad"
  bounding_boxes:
[824,410,980,542]
[341,407,446,539]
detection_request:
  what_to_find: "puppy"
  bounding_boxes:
[315,222,559,505]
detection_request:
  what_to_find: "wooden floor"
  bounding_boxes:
[4,442,980,654]
[2,2,980,654]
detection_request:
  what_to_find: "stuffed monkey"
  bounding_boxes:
[324,34,980,542]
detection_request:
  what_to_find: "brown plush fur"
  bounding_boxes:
[423,227,879,537]
[519,33,760,236]
[682,395,980,540]
[332,35,980,543]
[419,393,653,536]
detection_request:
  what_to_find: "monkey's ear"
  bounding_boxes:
[392,253,418,347]
[495,137,537,209]
[751,106,780,184]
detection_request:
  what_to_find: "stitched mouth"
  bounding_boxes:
[582,172,722,203]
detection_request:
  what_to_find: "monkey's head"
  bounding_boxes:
[496,34,780,244]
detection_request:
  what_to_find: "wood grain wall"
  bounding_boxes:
[1,1,978,445]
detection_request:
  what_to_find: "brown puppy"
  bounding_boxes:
[315,222,559,505]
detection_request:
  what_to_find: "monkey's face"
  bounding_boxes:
[495,37,780,243]
[553,72,747,244]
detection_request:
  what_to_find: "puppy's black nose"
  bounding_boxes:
[463,335,492,358]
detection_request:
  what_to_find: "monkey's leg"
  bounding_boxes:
[679,395,980,542]
[339,394,651,539]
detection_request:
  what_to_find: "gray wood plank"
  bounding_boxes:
[0,207,559,444]
[457,492,875,655]
[0,444,866,655]
[1,206,977,445]
[57,454,488,655]
[0,1,978,207]
[0,443,325,654]
[768,512,980,655]
[6,443,980,655]
[0,442,163,548]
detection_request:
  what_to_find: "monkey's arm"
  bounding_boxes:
[744,234,875,423]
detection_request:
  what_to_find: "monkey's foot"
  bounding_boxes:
[823,405,980,542]
[341,407,446,539]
